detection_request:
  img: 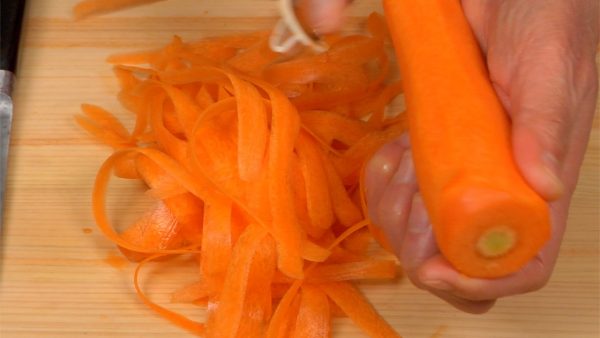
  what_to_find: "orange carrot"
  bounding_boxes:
[118,201,184,262]
[207,224,268,338]
[77,8,406,337]
[320,282,401,338]
[200,197,233,293]
[236,234,277,337]
[383,0,551,278]
[307,260,398,283]
[73,0,166,20]
[295,132,334,233]
[171,279,210,303]
[74,104,133,149]
[292,285,331,338]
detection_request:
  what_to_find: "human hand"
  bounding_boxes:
[365,0,599,313]
[294,0,349,35]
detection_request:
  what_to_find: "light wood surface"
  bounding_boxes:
[1,1,598,337]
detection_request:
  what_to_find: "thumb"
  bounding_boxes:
[296,0,349,35]
[502,54,572,201]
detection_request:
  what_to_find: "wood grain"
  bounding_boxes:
[1,1,598,337]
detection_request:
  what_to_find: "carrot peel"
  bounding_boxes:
[77,7,405,337]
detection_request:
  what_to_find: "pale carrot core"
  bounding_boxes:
[476,226,516,258]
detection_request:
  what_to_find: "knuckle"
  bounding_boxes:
[523,258,552,293]
[462,300,496,315]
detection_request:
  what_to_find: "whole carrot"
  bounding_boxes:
[383,0,551,278]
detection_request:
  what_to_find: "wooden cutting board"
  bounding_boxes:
[1,1,598,337]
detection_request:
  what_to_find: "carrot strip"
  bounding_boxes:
[333,125,404,185]
[226,39,280,76]
[200,197,233,293]
[207,224,267,338]
[300,110,373,148]
[366,12,389,40]
[78,11,410,336]
[292,285,330,338]
[254,79,305,279]
[75,104,134,149]
[73,0,166,20]
[384,0,551,277]
[320,282,401,338]
[118,201,183,262]
[295,132,334,232]
[133,254,205,336]
[307,260,398,283]
[195,85,216,110]
[236,234,277,337]
[266,284,302,338]
[161,84,205,140]
[322,157,363,227]
[171,280,210,303]
[227,74,268,181]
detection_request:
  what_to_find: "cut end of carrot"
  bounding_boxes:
[434,183,551,278]
[475,226,516,258]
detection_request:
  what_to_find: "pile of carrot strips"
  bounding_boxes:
[76,6,407,337]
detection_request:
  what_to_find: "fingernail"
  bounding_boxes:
[422,279,453,292]
[541,152,565,199]
[390,151,415,185]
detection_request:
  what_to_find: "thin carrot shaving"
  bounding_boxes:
[292,285,331,338]
[73,0,166,20]
[134,253,205,336]
[321,282,401,338]
[171,280,210,303]
[77,6,406,337]
[306,260,398,283]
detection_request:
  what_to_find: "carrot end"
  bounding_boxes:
[476,226,516,258]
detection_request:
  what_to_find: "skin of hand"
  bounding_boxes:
[296,0,350,34]
[364,0,599,313]
[304,0,599,313]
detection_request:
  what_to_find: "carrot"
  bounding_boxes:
[118,201,184,262]
[171,279,210,303]
[73,0,166,20]
[207,224,268,338]
[383,0,551,278]
[76,7,406,337]
[320,282,401,338]
[295,132,335,234]
[200,197,233,293]
[292,285,331,338]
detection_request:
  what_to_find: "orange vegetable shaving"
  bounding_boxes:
[76,6,406,337]
[73,0,167,20]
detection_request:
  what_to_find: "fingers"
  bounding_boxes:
[508,66,569,201]
[399,197,497,314]
[404,253,550,314]
[399,196,496,314]
[400,195,561,314]
[418,255,549,300]
[485,1,600,202]
[373,150,418,251]
[296,0,349,35]
[399,194,437,272]
[365,134,410,221]
[365,135,417,255]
